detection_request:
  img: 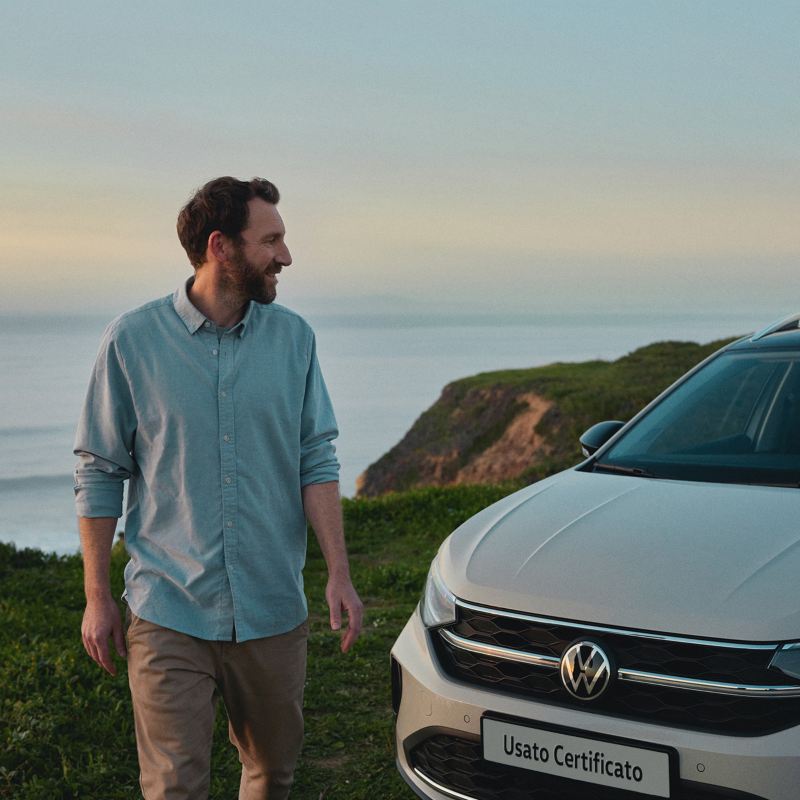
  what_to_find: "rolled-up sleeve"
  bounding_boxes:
[73,325,137,518]
[299,333,340,486]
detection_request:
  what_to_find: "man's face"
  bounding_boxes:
[221,198,292,305]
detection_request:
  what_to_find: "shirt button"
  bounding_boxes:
[212,348,219,356]
[204,321,211,328]
[220,390,227,397]
[227,521,234,528]
[225,477,232,485]
[223,434,231,442]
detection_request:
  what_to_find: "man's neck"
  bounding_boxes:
[188,270,248,328]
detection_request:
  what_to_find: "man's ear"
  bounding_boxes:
[207,230,230,263]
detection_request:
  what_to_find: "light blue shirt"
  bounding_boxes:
[74,280,339,642]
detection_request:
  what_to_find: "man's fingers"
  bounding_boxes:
[327,580,364,651]
[94,637,116,675]
[348,600,363,637]
[81,601,123,675]
[339,596,364,653]
[339,611,353,652]
[340,615,362,652]
[83,633,116,675]
[341,625,357,653]
[81,632,96,665]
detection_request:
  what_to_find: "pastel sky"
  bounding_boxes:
[2,0,798,315]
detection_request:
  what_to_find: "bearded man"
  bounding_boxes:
[74,176,362,799]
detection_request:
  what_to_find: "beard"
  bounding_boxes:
[220,244,277,305]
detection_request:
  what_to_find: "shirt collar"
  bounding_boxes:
[173,277,254,338]
[173,277,208,334]
[238,300,256,336]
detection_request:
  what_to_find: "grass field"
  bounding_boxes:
[0,484,516,799]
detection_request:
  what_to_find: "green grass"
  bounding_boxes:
[0,484,513,799]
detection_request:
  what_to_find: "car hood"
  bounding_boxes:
[440,469,800,642]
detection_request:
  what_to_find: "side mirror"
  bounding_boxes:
[579,420,626,457]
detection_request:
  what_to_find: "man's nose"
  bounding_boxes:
[278,243,292,267]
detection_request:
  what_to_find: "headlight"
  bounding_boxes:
[769,643,800,680]
[420,558,456,629]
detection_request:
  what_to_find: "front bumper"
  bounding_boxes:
[392,608,800,800]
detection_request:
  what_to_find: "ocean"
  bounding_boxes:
[0,307,773,555]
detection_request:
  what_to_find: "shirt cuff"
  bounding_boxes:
[74,481,124,519]
[300,465,340,487]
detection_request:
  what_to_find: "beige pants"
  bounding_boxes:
[126,612,308,800]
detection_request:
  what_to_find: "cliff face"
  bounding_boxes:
[356,337,738,497]
[355,386,556,496]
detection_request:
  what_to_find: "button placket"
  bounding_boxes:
[218,334,239,626]
[198,324,235,636]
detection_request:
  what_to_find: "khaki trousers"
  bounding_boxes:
[126,612,308,800]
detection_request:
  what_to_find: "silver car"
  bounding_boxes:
[392,314,800,800]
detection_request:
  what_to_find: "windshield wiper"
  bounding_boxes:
[593,462,659,478]
[741,481,800,489]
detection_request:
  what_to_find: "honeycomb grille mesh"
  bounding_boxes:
[410,735,766,800]
[434,605,800,735]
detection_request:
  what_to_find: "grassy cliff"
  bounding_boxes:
[357,337,737,496]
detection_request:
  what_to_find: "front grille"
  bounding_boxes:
[434,603,800,735]
[410,734,767,800]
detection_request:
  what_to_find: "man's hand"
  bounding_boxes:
[82,595,127,675]
[302,481,364,653]
[79,517,125,675]
[326,575,364,653]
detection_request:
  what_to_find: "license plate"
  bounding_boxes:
[482,717,672,798]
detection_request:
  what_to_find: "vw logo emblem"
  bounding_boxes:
[560,640,613,701]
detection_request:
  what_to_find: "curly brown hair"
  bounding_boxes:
[176,177,280,268]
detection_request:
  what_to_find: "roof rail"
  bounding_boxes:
[750,313,800,342]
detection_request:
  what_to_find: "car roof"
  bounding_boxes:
[726,313,800,352]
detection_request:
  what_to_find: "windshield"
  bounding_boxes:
[596,350,800,486]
